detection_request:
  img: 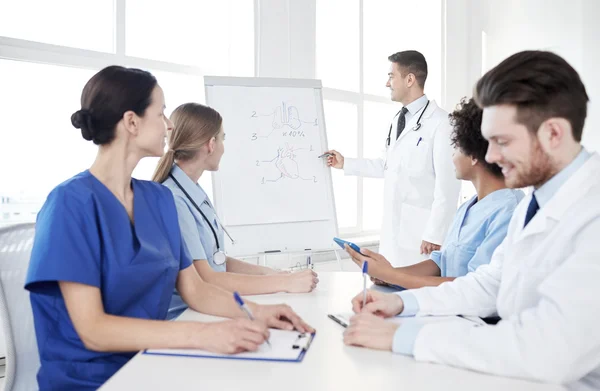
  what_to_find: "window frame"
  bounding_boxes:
[320,0,446,237]
[0,0,257,85]
[0,0,257,227]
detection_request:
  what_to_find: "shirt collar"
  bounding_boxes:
[466,188,515,209]
[404,94,428,116]
[169,164,209,205]
[534,147,591,208]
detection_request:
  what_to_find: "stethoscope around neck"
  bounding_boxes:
[168,173,235,265]
[386,100,430,147]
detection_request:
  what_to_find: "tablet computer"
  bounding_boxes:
[333,237,366,255]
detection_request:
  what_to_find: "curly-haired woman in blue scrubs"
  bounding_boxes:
[25,66,313,391]
[344,98,524,289]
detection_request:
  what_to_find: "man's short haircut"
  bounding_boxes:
[474,50,589,141]
[388,50,428,89]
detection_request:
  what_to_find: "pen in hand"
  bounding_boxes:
[318,152,333,159]
[362,261,369,309]
[233,291,271,347]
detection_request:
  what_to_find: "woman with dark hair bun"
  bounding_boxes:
[25,66,313,391]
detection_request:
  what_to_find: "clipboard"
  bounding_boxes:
[143,329,316,363]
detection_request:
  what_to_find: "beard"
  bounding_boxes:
[506,138,556,189]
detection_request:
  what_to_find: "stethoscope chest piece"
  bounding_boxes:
[386,100,429,147]
[213,250,227,265]
[169,173,234,267]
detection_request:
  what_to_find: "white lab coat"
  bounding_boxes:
[406,153,600,390]
[344,100,460,267]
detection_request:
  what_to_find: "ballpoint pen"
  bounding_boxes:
[362,261,369,308]
[317,152,333,158]
[233,291,271,347]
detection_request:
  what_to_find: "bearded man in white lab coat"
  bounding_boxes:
[343,50,600,391]
[326,50,460,267]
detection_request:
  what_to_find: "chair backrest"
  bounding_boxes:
[0,223,39,391]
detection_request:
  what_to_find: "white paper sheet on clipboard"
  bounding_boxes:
[143,329,315,363]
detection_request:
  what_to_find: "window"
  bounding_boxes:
[363,0,443,100]
[317,0,444,235]
[362,101,399,230]
[0,60,96,208]
[0,1,254,226]
[126,0,254,76]
[323,100,358,228]
[316,0,360,92]
[0,0,115,52]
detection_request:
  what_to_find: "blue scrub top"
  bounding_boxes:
[162,164,226,271]
[25,171,192,391]
[431,188,524,277]
[162,164,226,319]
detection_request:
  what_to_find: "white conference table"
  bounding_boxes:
[100,272,565,391]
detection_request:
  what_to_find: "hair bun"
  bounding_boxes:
[71,109,95,141]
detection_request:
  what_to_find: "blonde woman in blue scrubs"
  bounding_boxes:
[25,67,313,391]
[153,103,319,317]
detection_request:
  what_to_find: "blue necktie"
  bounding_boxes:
[523,194,539,227]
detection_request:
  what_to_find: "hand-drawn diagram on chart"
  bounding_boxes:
[208,84,331,227]
[250,101,318,140]
[256,143,319,184]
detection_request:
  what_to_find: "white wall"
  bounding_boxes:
[443,0,485,111]
[445,0,600,151]
[580,0,600,151]
[481,0,583,71]
[256,0,316,78]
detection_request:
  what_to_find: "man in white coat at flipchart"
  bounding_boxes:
[326,50,460,267]
[343,50,600,391]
